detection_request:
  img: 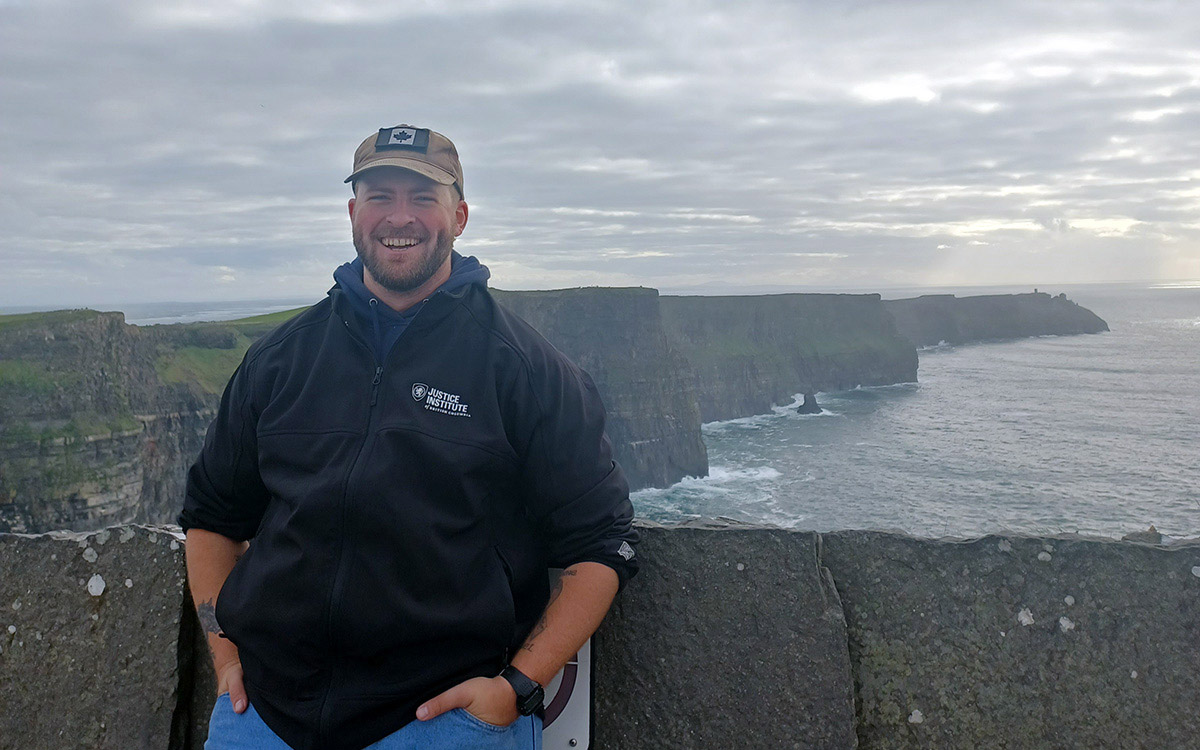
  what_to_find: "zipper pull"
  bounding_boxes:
[370,366,383,406]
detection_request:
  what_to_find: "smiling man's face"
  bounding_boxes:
[349,167,468,300]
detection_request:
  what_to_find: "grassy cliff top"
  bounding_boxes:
[0,309,115,331]
[151,307,309,395]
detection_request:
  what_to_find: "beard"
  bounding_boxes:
[352,223,455,294]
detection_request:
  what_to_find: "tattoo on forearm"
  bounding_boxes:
[519,569,579,653]
[520,620,547,653]
[197,598,222,636]
[548,568,577,604]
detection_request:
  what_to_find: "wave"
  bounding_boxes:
[703,394,842,433]
[917,341,953,351]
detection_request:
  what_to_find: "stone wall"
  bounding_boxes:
[3,522,1197,749]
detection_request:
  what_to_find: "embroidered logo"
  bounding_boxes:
[412,382,471,417]
[375,127,430,152]
[386,127,416,146]
[617,541,635,561]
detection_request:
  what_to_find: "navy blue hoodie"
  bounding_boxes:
[332,251,491,363]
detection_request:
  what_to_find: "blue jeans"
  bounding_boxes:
[205,693,543,750]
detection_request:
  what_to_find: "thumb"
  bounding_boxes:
[416,682,472,722]
[228,669,249,714]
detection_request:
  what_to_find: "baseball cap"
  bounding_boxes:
[345,125,464,197]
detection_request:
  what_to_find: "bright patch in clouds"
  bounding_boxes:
[852,75,939,104]
[1,0,1199,305]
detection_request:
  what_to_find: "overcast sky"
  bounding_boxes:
[2,0,1199,307]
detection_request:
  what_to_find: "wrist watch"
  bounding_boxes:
[499,665,545,716]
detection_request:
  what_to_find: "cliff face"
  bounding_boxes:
[885,292,1110,347]
[0,311,215,533]
[660,293,919,422]
[493,288,708,490]
[1,290,1111,533]
[0,293,710,532]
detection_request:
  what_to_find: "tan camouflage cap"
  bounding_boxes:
[345,125,464,197]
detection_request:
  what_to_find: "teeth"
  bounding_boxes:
[381,237,419,248]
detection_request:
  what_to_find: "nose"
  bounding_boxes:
[383,199,417,227]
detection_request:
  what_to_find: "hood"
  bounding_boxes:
[331,252,491,361]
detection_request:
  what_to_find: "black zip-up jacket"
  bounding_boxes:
[179,280,638,750]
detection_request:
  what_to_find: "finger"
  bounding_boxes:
[228,671,249,714]
[416,683,472,721]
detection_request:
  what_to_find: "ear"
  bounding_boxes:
[348,197,356,219]
[454,200,469,237]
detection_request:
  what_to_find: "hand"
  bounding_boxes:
[216,659,248,714]
[416,676,518,727]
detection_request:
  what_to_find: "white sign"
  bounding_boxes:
[543,638,591,749]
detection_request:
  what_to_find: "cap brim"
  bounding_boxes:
[344,157,456,186]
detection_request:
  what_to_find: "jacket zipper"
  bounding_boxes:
[317,326,383,739]
[317,303,431,739]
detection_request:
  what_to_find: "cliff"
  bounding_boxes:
[491,287,707,489]
[884,292,1110,347]
[0,309,294,534]
[3,522,1196,749]
[0,290,1109,533]
[660,293,919,422]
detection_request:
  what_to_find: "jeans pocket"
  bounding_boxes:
[452,707,514,733]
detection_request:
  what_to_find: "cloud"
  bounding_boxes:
[2,0,1200,307]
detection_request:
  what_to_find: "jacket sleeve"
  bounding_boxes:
[177,352,271,542]
[515,350,639,589]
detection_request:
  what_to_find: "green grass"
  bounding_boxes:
[0,412,142,447]
[0,309,106,331]
[62,412,141,437]
[0,359,81,394]
[150,306,309,393]
[193,306,309,338]
[156,337,254,395]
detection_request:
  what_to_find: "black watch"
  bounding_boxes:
[499,665,545,716]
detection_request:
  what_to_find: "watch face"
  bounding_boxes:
[518,686,545,716]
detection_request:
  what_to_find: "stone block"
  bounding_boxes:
[822,531,1200,749]
[0,526,190,750]
[594,523,858,749]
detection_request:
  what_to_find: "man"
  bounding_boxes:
[179,125,639,750]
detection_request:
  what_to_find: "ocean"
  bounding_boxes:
[635,282,1200,541]
[5,283,1195,540]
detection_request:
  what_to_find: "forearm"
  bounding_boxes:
[184,528,248,672]
[510,561,619,686]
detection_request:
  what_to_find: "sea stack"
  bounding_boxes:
[797,392,822,414]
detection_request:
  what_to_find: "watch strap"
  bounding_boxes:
[499,665,544,716]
